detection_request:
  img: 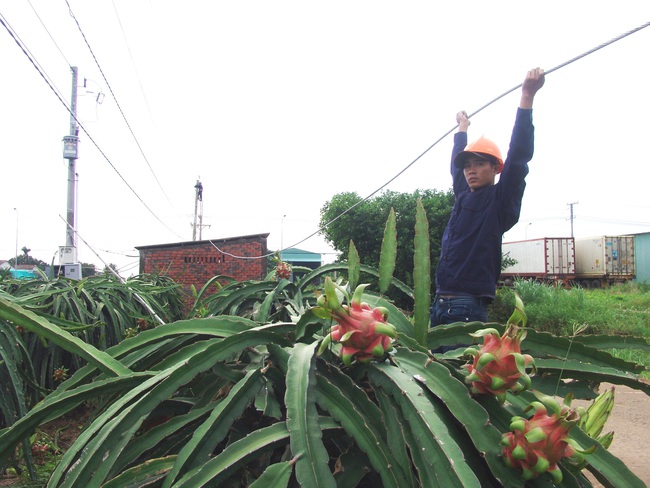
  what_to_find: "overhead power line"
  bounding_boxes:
[5,9,648,262]
[0,12,67,104]
[209,19,650,261]
[60,215,165,325]
[65,0,175,207]
[27,0,71,66]
[111,0,156,125]
[0,13,184,240]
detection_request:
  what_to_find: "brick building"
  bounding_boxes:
[135,233,269,295]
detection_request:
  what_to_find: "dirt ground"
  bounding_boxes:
[579,382,650,487]
[0,387,648,486]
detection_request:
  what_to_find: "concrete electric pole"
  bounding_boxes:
[568,201,578,238]
[60,66,82,279]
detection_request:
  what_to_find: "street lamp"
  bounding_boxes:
[13,208,18,269]
[280,214,286,251]
[525,222,532,240]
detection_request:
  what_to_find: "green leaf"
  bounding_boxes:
[102,456,176,488]
[0,327,29,421]
[533,358,650,394]
[379,207,397,295]
[172,419,340,487]
[507,293,527,328]
[413,198,431,346]
[0,373,152,466]
[295,263,414,302]
[375,391,418,488]
[202,281,280,317]
[392,347,524,487]
[114,403,216,472]
[48,328,290,486]
[286,342,336,488]
[314,364,406,488]
[570,333,650,351]
[348,241,360,291]
[163,369,266,487]
[256,344,414,487]
[255,280,292,323]
[332,447,374,487]
[366,360,481,488]
[0,298,131,377]
[248,458,295,488]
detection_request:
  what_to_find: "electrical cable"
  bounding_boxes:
[576,216,649,226]
[27,0,71,66]
[59,215,166,325]
[111,0,157,127]
[0,12,68,105]
[204,19,650,261]
[5,10,649,263]
[65,0,176,208]
[0,13,185,240]
[313,20,650,239]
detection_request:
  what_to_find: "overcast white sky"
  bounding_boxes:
[1,1,649,276]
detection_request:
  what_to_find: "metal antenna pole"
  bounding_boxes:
[199,197,204,240]
[192,179,202,240]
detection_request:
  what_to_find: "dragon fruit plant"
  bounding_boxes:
[501,393,593,483]
[316,276,397,366]
[463,293,536,403]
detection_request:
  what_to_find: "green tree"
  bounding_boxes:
[102,263,120,278]
[9,247,47,270]
[81,263,98,277]
[319,189,455,291]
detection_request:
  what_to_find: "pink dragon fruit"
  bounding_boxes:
[501,394,591,483]
[316,277,397,366]
[276,261,292,280]
[463,294,535,402]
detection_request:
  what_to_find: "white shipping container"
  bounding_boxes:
[502,238,575,277]
[574,236,635,278]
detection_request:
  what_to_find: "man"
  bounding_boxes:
[430,68,545,339]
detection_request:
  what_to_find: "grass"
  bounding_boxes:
[490,280,650,378]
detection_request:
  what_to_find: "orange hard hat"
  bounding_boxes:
[454,136,504,174]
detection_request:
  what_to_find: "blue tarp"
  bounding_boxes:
[9,269,38,279]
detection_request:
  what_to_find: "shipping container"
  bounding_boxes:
[574,235,635,286]
[632,232,650,284]
[501,237,575,285]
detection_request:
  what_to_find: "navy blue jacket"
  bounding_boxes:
[435,108,535,298]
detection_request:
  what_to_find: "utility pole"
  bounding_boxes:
[60,66,82,279]
[568,201,578,237]
[13,208,18,268]
[63,67,79,249]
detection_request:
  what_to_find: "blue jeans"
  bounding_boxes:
[430,295,489,326]
[430,295,490,353]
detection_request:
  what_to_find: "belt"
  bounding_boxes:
[436,295,493,304]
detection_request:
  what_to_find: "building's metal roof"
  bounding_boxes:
[280,248,322,263]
